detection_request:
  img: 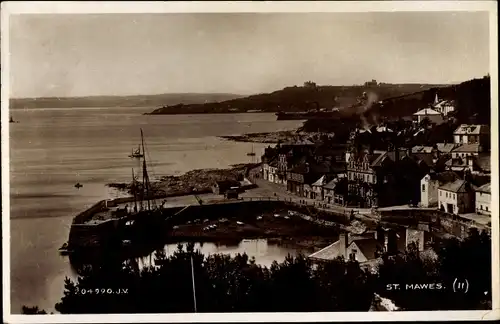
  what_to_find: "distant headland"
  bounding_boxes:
[9,93,244,110]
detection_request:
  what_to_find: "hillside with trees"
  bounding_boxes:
[301,76,491,133]
[147,82,446,115]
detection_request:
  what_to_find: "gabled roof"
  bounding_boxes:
[436,143,458,153]
[476,183,491,194]
[410,153,435,167]
[438,179,473,193]
[412,146,434,154]
[312,175,327,187]
[427,171,459,184]
[308,240,343,261]
[349,238,384,260]
[413,108,442,116]
[434,100,455,108]
[214,180,241,188]
[269,159,279,168]
[453,124,489,135]
[370,152,389,166]
[452,143,481,153]
[323,178,338,190]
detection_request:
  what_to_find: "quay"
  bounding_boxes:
[67,190,490,253]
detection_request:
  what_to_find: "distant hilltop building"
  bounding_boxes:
[303,81,317,88]
[364,79,378,87]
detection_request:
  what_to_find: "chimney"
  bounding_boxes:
[339,233,348,259]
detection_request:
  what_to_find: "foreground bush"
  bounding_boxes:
[23,230,491,314]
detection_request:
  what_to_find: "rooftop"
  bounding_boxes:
[308,240,343,261]
[453,124,490,135]
[438,179,474,193]
[312,175,328,187]
[476,183,491,194]
[412,146,434,154]
[452,143,482,153]
[427,171,459,184]
[413,108,442,116]
[351,238,384,260]
[436,143,459,153]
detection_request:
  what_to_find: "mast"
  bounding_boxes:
[141,129,151,211]
[132,168,138,213]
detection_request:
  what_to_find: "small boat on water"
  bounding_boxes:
[246,145,256,156]
[74,183,83,189]
[129,145,144,158]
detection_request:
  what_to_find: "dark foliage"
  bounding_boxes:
[149,83,442,115]
[25,231,491,314]
[377,229,492,310]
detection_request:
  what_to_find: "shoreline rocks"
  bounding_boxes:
[107,163,260,196]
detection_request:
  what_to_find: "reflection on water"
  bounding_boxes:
[136,239,314,270]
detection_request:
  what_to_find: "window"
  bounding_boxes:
[422,184,425,192]
[454,194,456,199]
[480,205,483,210]
[440,191,442,197]
[485,206,488,211]
[349,249,357,261]
[446,192,448,198]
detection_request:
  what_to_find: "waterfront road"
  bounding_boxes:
[246,167,373,216]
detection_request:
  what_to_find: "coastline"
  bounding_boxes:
[107,163,260,196]
[218,130,301,144]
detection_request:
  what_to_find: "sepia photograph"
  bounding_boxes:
[1,1,498,322]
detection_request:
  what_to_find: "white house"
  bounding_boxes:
[420,171,459,208]
[432,94,455,116]
[475,183,491,215]
[453,124,490,146]
[413,108,444,124]
[311,175,328,200]
[451,143,482,159]
[438,179,475,214]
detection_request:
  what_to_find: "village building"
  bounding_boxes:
[322,175,348,205]
[212,180,241,195]
[346,149,398,207]
[451,143,483,158]
[286,158,332,197]
[475,183,491,215]
[308,228,419,264]
[420,171,459,208]
[437,179,476,214]
[413,108,444,125]
[453,124,490,148]
[308,232,384,263]
[311,175,329,200]
[432,94,455,116]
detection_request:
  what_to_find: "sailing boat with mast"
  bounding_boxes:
[129,144,144,158]
[132,128,156,212]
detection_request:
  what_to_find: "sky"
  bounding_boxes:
[9,12,490,98]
